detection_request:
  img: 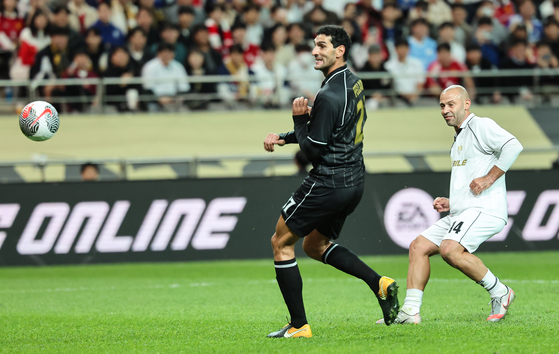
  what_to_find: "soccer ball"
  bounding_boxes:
[19,101,60,141]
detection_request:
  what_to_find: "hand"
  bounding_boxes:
[469,175,495,195]
[433,197,450,212]
[292,97,311,116]
[263,133,285,152]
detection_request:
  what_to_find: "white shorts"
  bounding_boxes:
[421,209,506,253]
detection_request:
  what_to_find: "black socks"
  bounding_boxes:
[322,243,381,294]
[274,258,307,328]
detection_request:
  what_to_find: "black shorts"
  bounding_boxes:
[281,178,364,239]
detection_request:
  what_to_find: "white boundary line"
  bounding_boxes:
[0,277,557,295]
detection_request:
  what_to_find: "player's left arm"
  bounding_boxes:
[291,96,335,164]
[470,120,524,195]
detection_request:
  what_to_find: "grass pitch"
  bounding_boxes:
[1,251,558,353]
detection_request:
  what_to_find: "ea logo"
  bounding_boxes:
[384,188,440,248]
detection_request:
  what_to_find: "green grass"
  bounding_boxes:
[1,251,558,353]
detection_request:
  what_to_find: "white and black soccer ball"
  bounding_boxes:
[19,101,60,141]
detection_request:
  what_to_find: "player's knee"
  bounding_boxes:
[440,246,460,268]
[409,236,435,257]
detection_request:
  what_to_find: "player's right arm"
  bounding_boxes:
[433,197,450,212]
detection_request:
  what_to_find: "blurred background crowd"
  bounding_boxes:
[1,0,558,113]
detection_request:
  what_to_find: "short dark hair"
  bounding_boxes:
[394,38,409,48]
[536,40,551,49]
[510,38,528,47]
[466,43,481,52]
[178,6,195,15]
[127,26,146,40]
[160,21,179,33]
[191,23,208,36]
[439,22,454,31]
[157,42,176,52]
[260,42,275,52]
[229,44,244,54]
[415,0,429,10]
[243,3,260,13]
[478,16,493,26]
[411,18,429,28]
[80,162,99,174]
[231,22,247,32]
[52,5,70,14]
[84,27,101,37]
[315,25,352,61]
[451,3,466,11]
[437,42,451,52]
[49,25,70,36]
[544,17,559,27]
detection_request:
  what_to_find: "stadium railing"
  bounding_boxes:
[1,147,558,183]
[1,68,559,112]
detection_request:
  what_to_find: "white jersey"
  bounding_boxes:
[449,113,519,221]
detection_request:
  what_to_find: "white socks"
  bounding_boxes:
[402,289,423,314]
[478,269,508,298]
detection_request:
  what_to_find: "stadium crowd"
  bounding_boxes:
[1,0,558,112]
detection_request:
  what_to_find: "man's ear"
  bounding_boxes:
[336,45,346,60]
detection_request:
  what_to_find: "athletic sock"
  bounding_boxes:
[274,258,307,328]
[321,243,382,294]
[477,269,508,298]
[401,288,423,314]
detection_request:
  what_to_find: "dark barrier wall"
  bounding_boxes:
[1,170,558,266]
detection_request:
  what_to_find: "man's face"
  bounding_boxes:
[545,24,559,40]
[412,23,428,39]
[130,31,146,49]
[179,13,194,29]
[81,166,99,181]
[452,7,467,24]
[466,49,481,64]
[137,10,153,28]
[159,49,175,65]
[86,31,101,47]
[230,52,245,66]
[51,34,69,49]
[98,4,111,23]
[312,34,340,73]
[162,28,179,44]
[439,27,454,42]
[232,28,246,44]
[262,50,275,67]
[244,9,259,25]
[440,88,470,128]
[395,44,408,60]
[520,0,535,19]
[511,43,527,60]
[438,49,452,67]
[53,11,69,27]
[368,51,383,66]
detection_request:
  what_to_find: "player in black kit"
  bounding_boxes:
[263,25,399,338]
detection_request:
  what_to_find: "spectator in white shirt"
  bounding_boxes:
[438,22,466,63]
[141,42,190,110]
[384,38,426,106]
[250,42,289,109]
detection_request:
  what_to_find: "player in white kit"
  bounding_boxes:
[378,85,524,324]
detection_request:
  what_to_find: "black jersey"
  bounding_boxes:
[280,65,367,188]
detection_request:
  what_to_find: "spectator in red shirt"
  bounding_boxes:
[10,10,50,80]
[0,0,25,51]
[427,42,475,97]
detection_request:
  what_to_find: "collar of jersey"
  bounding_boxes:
[459,112,475,129]
[322,64,348,86]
